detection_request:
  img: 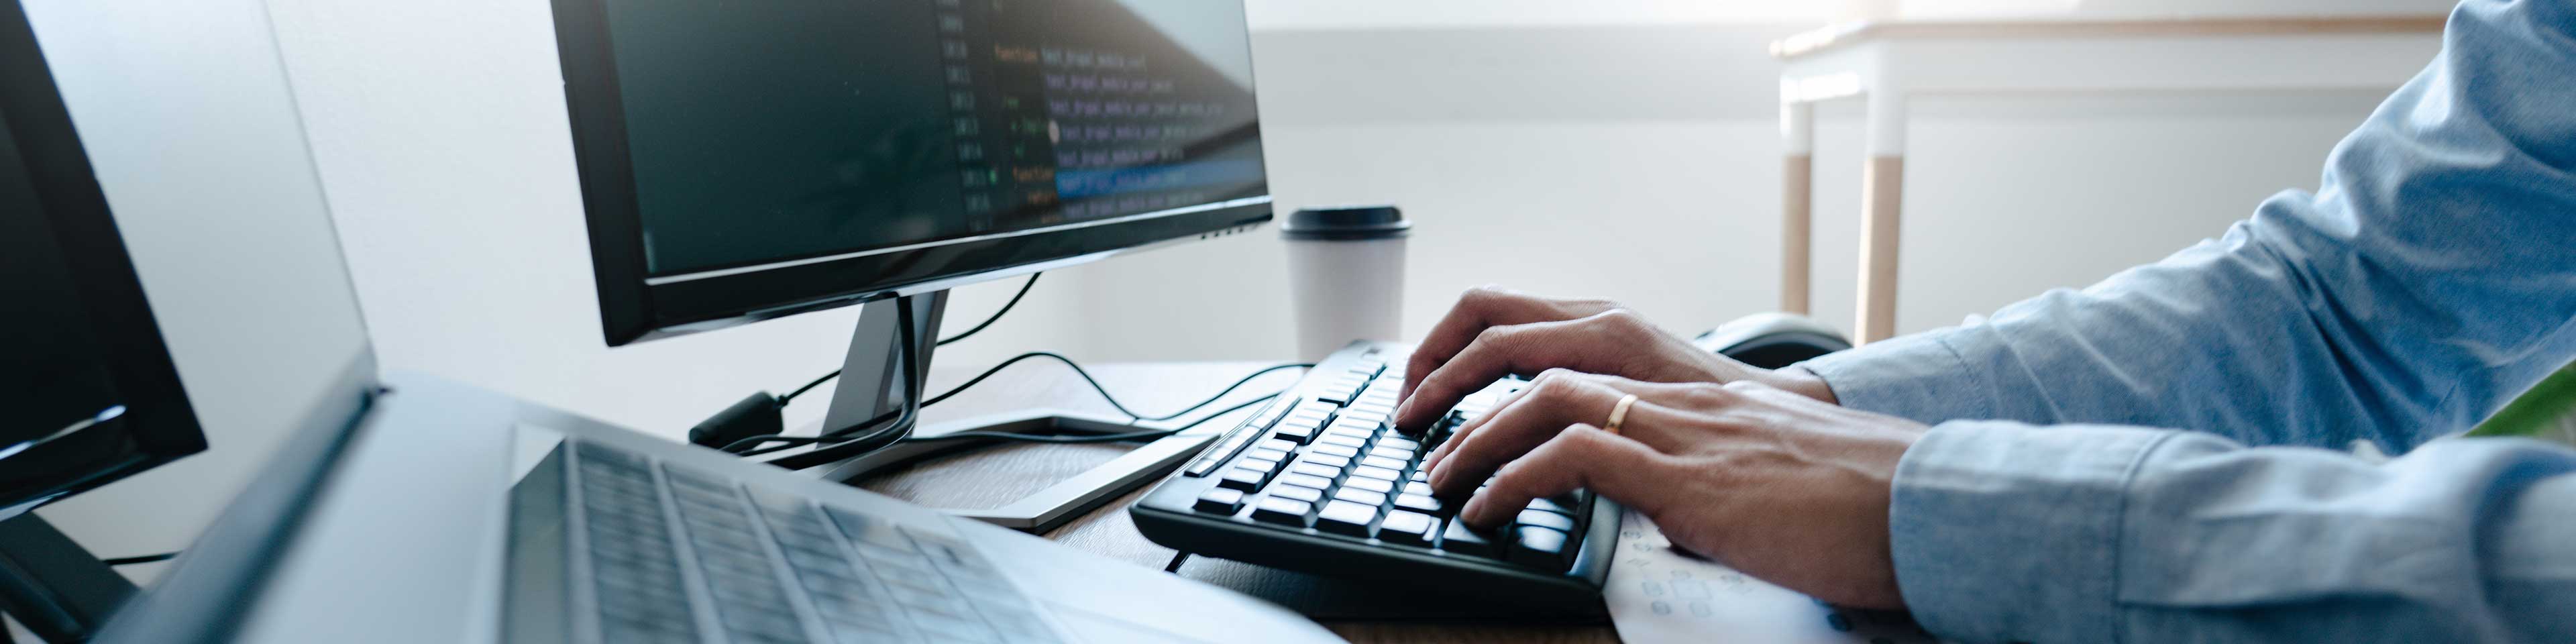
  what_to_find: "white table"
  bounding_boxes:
[1772,15,2444,343]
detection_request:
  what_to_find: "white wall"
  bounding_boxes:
[262,2,2409,443]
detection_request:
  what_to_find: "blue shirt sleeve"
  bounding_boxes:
[1788,1,2576,641]
[1801,0,2576,453]
[1889,423,2576,643]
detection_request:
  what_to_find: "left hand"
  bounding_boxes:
[1424,369,1929,608]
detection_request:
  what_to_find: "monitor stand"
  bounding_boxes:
[760,290,1226,535]
[0,515,136,643]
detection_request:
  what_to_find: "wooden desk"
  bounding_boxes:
[847,360,1619,644]
[1770,14,2443,343]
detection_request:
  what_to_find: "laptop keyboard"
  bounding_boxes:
[570,441,1056,644]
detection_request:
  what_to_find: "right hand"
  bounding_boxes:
[1391,286,1835,432]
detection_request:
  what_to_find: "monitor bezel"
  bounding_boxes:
[548,0,1273,347]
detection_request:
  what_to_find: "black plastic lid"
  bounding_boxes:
[1280,205,1409,241]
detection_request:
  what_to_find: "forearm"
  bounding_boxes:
[1891,422,2576,643]
[1798,0,2576,450]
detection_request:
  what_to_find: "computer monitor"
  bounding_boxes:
[0,0,205,518]
[549,0,1270,530]
[553,0,1269,346]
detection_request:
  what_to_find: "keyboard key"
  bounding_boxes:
[1409,470,1430,484]
[1244,447,1289,464]
[1287,462,1341,480]
[1318,425,1371,441]
[823,506,916,552]
[1254,438,1297,454]
[1377,437,1421,452]
[1289,400,1339,419]
[1337,408,1389,427]
[1527,497,1575,517]
[1440,521,1497,557]
[1377,511,1436,545]
[1402,481,1433,497]
[1509,525,1571,570]
[1517,508,1576,532]
[1272,423,1318,444]
[1217,467,1267,492]
[1341,404,1394,423]
[1359,455,1407,472]
[1393,493,1443,514]
[1283,412,1331,429]
[1269,485,1324,504]
[1275,472,1335,492]
[1342,476,1393,494]
[1299,453,1352,471]
[1316,434,1366,450]
[1328,417,1383,436]
[1194,488,1245,514]
[1252,498,1313,527]
[1367,445,1413,463]
[1240,456,1282,475]
[1311,443,1360,460]
[1350,466,1402,482]
[1332,488,1387,507]
[1314,501,1380,536]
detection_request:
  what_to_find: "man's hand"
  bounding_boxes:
[1424,370,1926,608]
[1393,286,1834,431]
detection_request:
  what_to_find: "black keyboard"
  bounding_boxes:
[519,439,1061,644]
[1130,341,1621,616]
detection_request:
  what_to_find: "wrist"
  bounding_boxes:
[1763,366,1840,405]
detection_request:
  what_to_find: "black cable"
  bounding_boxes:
[899,390,1281,445]
[936,272,1038,347]
[775,272,1039,405]
[778,370,841,405]
[726,298,924,462]
[102,551,177,566]
[920,353,1309,421]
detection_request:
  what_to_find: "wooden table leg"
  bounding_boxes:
[1856,93,1907,344]
[1780,102,1815,315]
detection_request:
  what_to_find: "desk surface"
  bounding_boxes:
[849,360,1620,644]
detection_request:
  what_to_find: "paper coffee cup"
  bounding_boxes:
[1281,205,1409,361]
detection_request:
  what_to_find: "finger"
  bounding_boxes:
[1395,309,1640,431]
[1398,287,1611,406]
[1419,368,1564,483]
[1424,371,1699,476]
[1425,370,1625,496]
[1458,425,1674,529]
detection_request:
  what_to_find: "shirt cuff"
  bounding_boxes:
[1796,331,1995,425]
[1887,421,2174,643]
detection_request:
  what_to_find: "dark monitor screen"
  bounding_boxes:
[0,0,205,513]
[557,0,1271,344]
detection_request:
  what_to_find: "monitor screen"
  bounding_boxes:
[556,0,1271,344]
[0,0,205,513]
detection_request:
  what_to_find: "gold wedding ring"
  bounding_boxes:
[1604,394,1640,436]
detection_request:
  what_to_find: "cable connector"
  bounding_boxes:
[688,392,784,451]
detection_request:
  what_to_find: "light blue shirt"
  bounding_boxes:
[1797,1,2576,641]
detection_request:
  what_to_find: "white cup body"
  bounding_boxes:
[1285,236,1406,361]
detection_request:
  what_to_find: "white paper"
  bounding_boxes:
[1605,508,1946,644]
